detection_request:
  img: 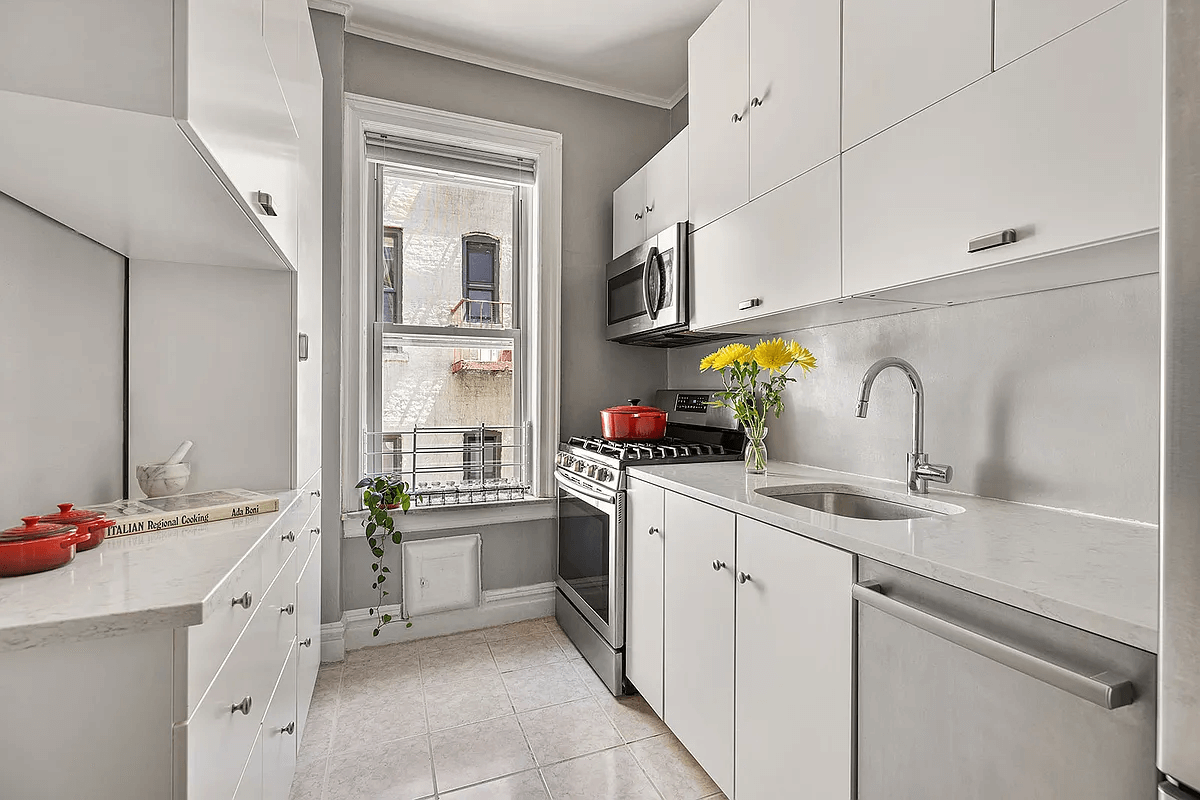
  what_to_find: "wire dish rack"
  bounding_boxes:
[362,423,532,507]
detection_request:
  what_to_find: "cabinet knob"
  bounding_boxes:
[300,637,313,648]
[282,531,296,543]
[311,490,321,498]
[712,560,726,571]
[634,211,643,220]
[731,112,745,123]
[648,526,660,536]
[750,96,763,108]
[253,191,278,217]
[232,592,253,609]
[645,202,655,214]
[738,571,753,584]
[231,696,253,716]
[282,603,296,616]
[281,721,296,735]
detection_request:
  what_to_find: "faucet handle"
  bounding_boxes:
[915,461,953,485]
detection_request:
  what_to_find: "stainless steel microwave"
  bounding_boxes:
[605,222,731,348]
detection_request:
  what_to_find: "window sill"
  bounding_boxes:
[342,496,556,537]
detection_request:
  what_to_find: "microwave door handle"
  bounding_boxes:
[642,246,660,320]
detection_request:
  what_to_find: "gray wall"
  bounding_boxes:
[312,8,346,625]
[314,21,677,619]
[0,192,125,520]
[669,94,689,138]
[668,242,1160,523]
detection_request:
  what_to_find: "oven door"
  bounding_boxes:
[556,471,625,649]
[606,223,687,343]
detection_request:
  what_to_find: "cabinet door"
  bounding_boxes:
[994,0,1125,68]
[233,727,264,800]
[295,535,322,744]
[663,491,735,796]
[692,156,841,331]
[842,0,993,149]
[643,128,688,234]
[613,166,647,258]
[735,517,854,799]
[263,0,301,115]
[842,0,1161,297]
[749,0,840,197]
[688,0,750,230]
[625,478,665,716]
[184,0,300,270]
[263,644,299,800]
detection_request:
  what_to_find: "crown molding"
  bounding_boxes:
[308,0,351,16]
[344,20,677,109]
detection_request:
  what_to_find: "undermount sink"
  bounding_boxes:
[755,483,963,521]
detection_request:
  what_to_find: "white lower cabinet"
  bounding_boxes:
[233,729,264,800]
[734,516,853,798]
[645,485,854,799]
[663,492,736,796]
[296,528,323,743]
[625,477,666,716]
[263,643,299,800]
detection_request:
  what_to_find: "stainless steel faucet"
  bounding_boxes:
[855,357,954,494]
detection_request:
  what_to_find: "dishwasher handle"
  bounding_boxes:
[853,582,1135,710]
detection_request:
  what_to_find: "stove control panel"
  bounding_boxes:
[555,449,623,493]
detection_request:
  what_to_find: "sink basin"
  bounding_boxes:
[755,483,962,521]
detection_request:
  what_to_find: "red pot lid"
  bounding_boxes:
[39,503,103,527]
[603,399,665,415]
[1,516,76,542]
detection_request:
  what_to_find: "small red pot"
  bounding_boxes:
[38,504,115,551]
[601,400,668,441]
[0,518,90,577]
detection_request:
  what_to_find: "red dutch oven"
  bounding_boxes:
[0,517,90,577]
[601,399,668,441]
[38,503,116,552]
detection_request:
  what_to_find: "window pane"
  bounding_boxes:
[380,169,513,329]
[381,336,519,493]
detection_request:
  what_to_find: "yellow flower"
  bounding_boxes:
[753,338,793,372]
[699,351,718,371]
[708,343,754,370]
[787,341,818,374]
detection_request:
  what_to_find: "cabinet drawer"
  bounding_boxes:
[185,553,297,799]
[296,538,322,744]
[185,545,263,717]
[233,727,264,800]
[296,502,321,567]
[263,642,298,800]
[994,0,1125,68]
[842,0,1161,297]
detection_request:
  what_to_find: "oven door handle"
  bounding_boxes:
[556,470,619,507]
[642,246,662,321]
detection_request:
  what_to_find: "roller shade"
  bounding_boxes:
[366,132,536,186]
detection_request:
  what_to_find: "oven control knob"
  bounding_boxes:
[574,461,586,473]
[596,468,610,482]
[586,465,597,478]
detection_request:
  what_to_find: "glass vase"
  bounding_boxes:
[744,426,768,474]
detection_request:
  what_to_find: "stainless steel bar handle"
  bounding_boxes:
[281,603,295,616]
[281,722,296,735]
[853,582,1134,709]
[712,560,726,571]
[967,228,1017,253]
[281,531,296,542]
[738,298,762,311]
[231,696,252,715]
[232,592,252,609]
[738,571,752,584]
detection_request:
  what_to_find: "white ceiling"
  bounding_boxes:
[324,0,720,107]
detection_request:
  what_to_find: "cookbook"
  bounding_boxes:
[86,489,280,537]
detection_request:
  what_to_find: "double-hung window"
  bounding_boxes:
[363,134,535,506]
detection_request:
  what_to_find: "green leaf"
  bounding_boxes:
[366,522,377,536]
[372,547,384,558]
[406,622,413,628]
[391,532,402,545]
[401,497,411,511]
[371,582,377,589]
[381,614,392,623]
[368,607,375,615]
[371,562,378,572]
[381,566,390,573]
[372,628,380,637]
[378,575,386,583]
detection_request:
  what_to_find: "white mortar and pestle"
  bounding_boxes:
[136,441,193,498]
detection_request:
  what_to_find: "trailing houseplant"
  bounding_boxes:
[699,338,818,474]
[355,476,414,637]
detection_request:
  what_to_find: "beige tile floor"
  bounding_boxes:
[290,617,726,800]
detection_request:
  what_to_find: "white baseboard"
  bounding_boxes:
[320,620,346,663]
[341,581,557,652]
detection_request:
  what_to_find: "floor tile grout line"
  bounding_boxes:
[417,643,441,799]
[625,739,672,800]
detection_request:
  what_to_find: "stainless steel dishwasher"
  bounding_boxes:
[856,559,1157,799]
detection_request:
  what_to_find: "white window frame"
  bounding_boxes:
[342,94,562,517]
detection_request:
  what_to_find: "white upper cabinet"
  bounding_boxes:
[994,0,1126,68]
[842,0,993,149]
[643,128,689,236]
[692,157,841,332]
[688,0,751,230]
[613,165,648,259]
[842,0,1161,297]
[749,0,840,197]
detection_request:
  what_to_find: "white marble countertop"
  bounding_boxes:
[0,489,301,653]
[628,461,1159,652]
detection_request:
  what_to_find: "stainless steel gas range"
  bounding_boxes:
[554,389,744,695]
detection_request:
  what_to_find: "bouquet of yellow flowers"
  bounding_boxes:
[700,338,818,473]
